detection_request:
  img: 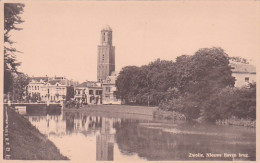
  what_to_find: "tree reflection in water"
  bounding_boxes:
[25,109,255,161]
[115,119,255,161]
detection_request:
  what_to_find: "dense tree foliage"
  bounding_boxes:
[175,48,235,95]
[11,73,30,102]
[4,3,25,94]
[115,47,254,122]
[200,83,256,122]
[116,59,178,105]
[117,47,234,105]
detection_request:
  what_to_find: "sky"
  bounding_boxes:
[9,1,260,82]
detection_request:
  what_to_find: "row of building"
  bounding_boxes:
[26,73,121,105]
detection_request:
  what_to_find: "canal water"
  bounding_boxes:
[23,107,255,161]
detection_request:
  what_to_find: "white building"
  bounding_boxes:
[74,81,103,104]
[230,61,256,88]
[26,77,48,102]
[41,80,74,102]
[26,76,75,103]
[102,72,121,105]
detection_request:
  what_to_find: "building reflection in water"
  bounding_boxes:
[96,118,115,161]
[25,108,120,161]
[22,108,255,161]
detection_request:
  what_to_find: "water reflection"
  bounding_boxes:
[96,118,115,161]
[23,108,255,161]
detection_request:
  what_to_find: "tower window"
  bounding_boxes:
[245,77,249,82]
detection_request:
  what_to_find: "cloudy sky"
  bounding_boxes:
[10,1,260,82]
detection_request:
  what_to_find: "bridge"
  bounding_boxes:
[4,103,63,110]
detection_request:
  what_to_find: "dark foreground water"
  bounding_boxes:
[23,107,255,161]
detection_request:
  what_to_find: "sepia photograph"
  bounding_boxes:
[2,1,258,162]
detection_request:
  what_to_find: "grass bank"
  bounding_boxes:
[64,104,158,116]
[6,107,68,160]
[153,109,186,120]
[154,108,256,128]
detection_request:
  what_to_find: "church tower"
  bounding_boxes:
[97,25,115,82]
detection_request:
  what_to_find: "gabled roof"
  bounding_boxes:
[30,77,48,82]
[103,75,117,84]
[76,81,99,88]
[48,80,67,86]
[230,61,256,74]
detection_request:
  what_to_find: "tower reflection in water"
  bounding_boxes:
[96,118,115,161]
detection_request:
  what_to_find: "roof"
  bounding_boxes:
[102,25,112,31]
[230,61,256,74]
[30,77,48,82]
[103,75,117,84]
[48,80,67,85]
[76,81,99,88]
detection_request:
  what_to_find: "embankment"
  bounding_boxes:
[6,107,68,160]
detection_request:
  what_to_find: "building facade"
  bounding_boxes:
[40,80,74,102]
[230,61,256,88]
[26,77,48,102]
[102,72,121,105]
[97,26,115,82]
[74,81,103,104]
[26,76,75,103]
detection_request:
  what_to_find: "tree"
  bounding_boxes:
[4,3,25,94]
[116,59,178,105]
[12,73,30,102]
[160,47,236,121]
[175,47,235,96]
[115,66,140,103]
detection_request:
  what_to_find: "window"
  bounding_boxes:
[96,90,102,95]
[89,90,93,95]
[106,87,110,92]
[245,77,249,83]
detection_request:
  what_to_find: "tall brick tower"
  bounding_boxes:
[97,25,115,82]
